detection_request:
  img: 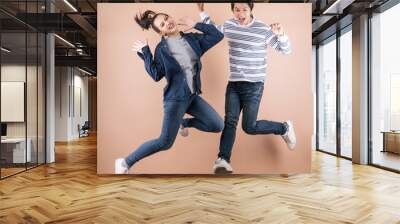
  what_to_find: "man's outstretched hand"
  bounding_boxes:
[197,3,204,12]
[270,23,285,36]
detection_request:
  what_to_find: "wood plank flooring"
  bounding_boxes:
[1,134,400,223]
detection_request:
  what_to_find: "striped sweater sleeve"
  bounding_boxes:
[265,28,291,55]
[199,11,224,34]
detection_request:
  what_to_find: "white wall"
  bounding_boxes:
[55,66,70,141]
[1,66,26,132]
[1,64,46,164]
[1,65,38,138]
[55,67,89,141]
[72,73,89,137]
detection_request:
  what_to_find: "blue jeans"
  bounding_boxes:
[218,81,287,163]
[125,95,223,168]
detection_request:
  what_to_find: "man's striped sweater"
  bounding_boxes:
[200,12,291,83]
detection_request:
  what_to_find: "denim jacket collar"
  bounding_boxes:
[159,32,201,58]
[160,31,185,41]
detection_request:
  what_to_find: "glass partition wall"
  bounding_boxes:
[316,27,353,159]
[339,28,352,159]
[370,3,400,172]
[317,36,337,155]
[0,1,46,179]
[315,0,400,173]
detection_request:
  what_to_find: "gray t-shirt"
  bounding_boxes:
[166,35,197,93]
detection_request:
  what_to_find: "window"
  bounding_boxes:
[340,28,352,158]
[317,37,337,154]
[371,3,400,171]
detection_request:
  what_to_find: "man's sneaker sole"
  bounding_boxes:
[214,167,233,174]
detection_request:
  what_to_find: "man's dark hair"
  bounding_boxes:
[230,1,254,11]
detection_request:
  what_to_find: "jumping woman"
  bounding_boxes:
[115,10,224,174]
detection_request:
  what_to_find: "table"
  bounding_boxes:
[1,138,32,164]
[381,131,400,154]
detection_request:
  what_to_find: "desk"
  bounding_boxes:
[1,138,32,163]
[382,131,400,154]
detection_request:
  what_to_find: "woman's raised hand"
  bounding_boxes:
[132,40,148,53]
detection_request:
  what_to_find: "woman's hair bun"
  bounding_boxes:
[135,10,157,30]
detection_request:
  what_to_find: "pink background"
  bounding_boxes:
[97,3,312,174]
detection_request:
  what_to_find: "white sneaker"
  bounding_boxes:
[179,125,189,137]
[213,158,233,174]
[115,158,129,174]
[282,120,296,150]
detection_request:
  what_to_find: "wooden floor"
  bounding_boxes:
[1,163,44,178]
[1,134,400,224]
[372,150,400,171]
[1,167,26,178]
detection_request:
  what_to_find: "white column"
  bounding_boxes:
[45,0,55,163]
[352,14,369,164]
[46,32,55,163]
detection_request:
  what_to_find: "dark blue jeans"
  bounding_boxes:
[125,95,223,168]
[218,81,286,163]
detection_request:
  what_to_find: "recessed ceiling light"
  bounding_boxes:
[63,0,78,12]
[322,0,354,15]
[1,47,11,53]
[78,67,93,76]
[54,34,75,48]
